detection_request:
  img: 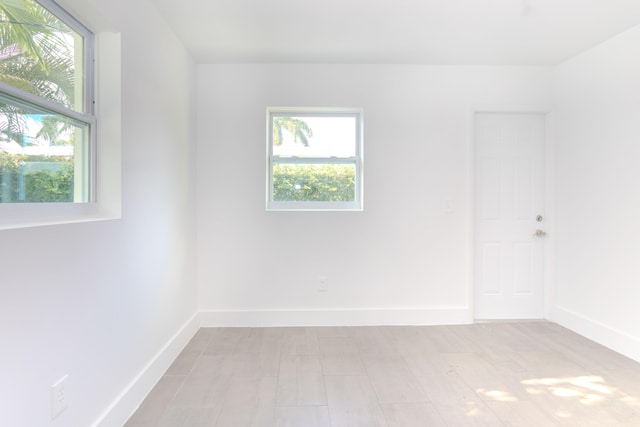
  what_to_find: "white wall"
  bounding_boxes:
[4,5,637,423]
[197,64,553,326]
[553,25,640,361]
[0,1,197,426]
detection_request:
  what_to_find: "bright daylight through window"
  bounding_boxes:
[0,0,94,203]
[267,108,363,211]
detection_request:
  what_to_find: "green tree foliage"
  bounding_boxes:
[0,152,24,200]
[0,0,76,107]
[0,0,77,202]
[0,151,24,168]
[0,153,73,202]
[273,164,355,202]
[273,116,313,146]
[23,161,73,202]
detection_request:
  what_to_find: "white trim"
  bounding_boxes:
[268,200,363,211]
[552,307,640,363]
[0,89,96,203]
[32,0,95,115]
[266,107,364,211]
[0,0,97,204]
[0,29,122,229]
[200,308,471,327]
[543,112,556,319]
[0,0,95,119]
[268,107,364,115]
[466,108,476,319]
[274,157,358,165]
[0,83,95,125]
[38,0,93,38]
[469,105,554,320]
[93,307,475,426]
[92,313,200,427]
[84,306,640,427]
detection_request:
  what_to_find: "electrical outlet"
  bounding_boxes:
[318,276,328,292]
[51,375,68,420]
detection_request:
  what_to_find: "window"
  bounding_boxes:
[267,108,363,211]
[0,0,94,203]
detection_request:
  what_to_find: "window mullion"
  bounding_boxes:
[271,157,357,165]
[267,107,363,211]
[0,0,96,206]
[0,83,94,125]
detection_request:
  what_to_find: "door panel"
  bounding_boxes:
[474,113,546,319]
[514,158,532,219]
[513,243,532,294]
[481,243,501,294]
[481,157,501,220]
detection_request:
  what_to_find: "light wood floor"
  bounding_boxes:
[125,321,640,426]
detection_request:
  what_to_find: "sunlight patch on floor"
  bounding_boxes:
[521,375,639,407]
[475,388,518,402]
[461,400,493,418]
[556,409,573,418]
[552,387,582,398]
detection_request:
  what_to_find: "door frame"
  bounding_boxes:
[467,106,556,321]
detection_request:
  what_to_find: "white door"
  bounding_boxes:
[474,113,546,319]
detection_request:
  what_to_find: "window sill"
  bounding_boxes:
[267,201,363,211]
[0,203,120,230]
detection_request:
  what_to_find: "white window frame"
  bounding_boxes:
[0,0,96,202]
[0,0,122,230]
[267,107,363,211]
[40,0,96,116]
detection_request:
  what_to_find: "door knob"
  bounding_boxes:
[533,229,547,237]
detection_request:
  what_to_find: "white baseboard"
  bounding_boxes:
[92,312,200,427]
[552,306,640,363]
[90,307,470,426]
[200,307,472,327]
[82,306,639,427]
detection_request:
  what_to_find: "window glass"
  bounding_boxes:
[0,0,93,203]
[268,109,363,210]
[272,163,356,202]
[0,93,89,202]
[273,116,357,158]
[0,0,86,111]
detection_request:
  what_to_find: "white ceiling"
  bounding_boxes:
[150,0,640,65]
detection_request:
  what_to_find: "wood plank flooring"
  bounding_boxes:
[125,322,640,426]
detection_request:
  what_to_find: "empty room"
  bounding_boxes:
[1,0,640,426]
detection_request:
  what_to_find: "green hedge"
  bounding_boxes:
[273,163,355,202]
[23,163,74,202]
[3,155,356,203]
[0,154,74,202]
